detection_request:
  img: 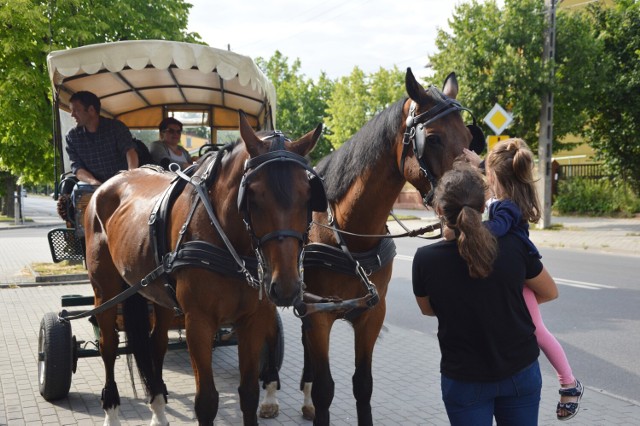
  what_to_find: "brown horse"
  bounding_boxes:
[294,68,485,425]
[83,112,325,425]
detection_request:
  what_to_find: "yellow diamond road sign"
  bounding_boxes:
[483,103,513,135]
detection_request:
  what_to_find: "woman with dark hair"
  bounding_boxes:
[412,162,558,425]
[149,117,193,170]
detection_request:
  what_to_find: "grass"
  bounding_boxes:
[388,214,420,221]
[0,214,33,223]
[30,260,86,276]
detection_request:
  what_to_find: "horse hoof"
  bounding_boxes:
[259,403,279,419]
[302,405,315,421]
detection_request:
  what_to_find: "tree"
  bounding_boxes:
[0,0,199,215]
[256,51,334,162]
[583,0,640,192]
[428,0,599,152]
[324,66,405,150]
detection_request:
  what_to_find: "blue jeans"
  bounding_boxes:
[441,360,541,426]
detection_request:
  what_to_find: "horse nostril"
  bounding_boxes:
[269,282,279,300]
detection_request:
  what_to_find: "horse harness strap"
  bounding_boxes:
[57,263,167,322]
[303,238,396,277]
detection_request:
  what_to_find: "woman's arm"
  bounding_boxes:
[525,266,558,304]
[415,296,435,316]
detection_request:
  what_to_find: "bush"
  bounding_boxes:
[554,178,640,216]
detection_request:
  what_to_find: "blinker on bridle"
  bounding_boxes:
[401,87,486,206]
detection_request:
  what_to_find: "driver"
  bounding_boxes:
[65,90,139,185]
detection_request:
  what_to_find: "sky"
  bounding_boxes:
[186,0,475,81]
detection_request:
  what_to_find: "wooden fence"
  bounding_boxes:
[558,163,606,180]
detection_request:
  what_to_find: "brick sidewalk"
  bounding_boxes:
[2,284,640,425]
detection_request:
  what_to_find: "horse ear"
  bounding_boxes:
[291,123,323,157]
[238,110,266,157]
[405,67,428,103]
[442,72,459,99]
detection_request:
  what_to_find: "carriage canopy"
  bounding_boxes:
[48,40,276,175]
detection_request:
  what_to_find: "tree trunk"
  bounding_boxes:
[1,172,17,218]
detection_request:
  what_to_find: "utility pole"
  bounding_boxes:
[538,0,558,229]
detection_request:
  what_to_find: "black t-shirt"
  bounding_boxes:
[412,233,543,382]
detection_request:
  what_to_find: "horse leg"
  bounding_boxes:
[351,307,386,426]
[300,319,316,420]
[149,304,173,426]
[93,296,122,426]
[184,310,219,425]
[303,316,334,426]
[236,311,274,426]
[258,311,282,419]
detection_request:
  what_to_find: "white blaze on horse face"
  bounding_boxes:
[150,395,169,426]
[103,407,121,426]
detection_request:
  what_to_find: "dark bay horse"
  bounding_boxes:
[83,112,325,425]
[295,68,485,425]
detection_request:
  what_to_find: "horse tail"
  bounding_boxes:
[122,291,155,398]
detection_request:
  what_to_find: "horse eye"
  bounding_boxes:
[426,134,441,145]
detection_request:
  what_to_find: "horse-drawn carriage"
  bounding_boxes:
[39,40,289,406]
[38,39,485,426]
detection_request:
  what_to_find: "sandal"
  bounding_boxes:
[557,379,584,421]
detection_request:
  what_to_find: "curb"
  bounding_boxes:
[0,279,90,289]
[0,221,65,231]
[34,273,89,283]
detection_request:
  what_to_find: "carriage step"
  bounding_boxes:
[47,228,85,263]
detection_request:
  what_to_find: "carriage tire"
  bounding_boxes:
[38,312,73,401]
[260,311,285,374]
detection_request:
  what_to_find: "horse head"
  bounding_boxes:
[237,112,325,306]
[400,68,485,206]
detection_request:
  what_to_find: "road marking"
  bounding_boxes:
[395,256,615,290]
[554,278,616,290]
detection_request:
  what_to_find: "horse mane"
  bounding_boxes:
[315,98,407,202]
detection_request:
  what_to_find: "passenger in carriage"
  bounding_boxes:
[65,90,139,185]
[149,117,194,170]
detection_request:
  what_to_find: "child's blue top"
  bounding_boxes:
[484,199,541,259]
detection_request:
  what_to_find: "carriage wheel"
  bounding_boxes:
[38,312,74,401]
[260,310,285,374]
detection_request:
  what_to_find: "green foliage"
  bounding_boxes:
[554,178,640,216]
[428,0,600,152]
[582,0,640,193]
[324,66,405,150]
[258,52,406,162]
[256,51,334,163]
[0,0,200,187]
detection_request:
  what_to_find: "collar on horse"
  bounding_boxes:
[400,87,484,206]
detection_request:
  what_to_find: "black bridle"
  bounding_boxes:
[237,131,328,286]
[401,87,485,206]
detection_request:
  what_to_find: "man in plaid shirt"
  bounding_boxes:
[65,91,139,185]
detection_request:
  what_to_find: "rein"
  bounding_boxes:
[310,218,442,239]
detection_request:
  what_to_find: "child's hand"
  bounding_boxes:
[463,148,482,168]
